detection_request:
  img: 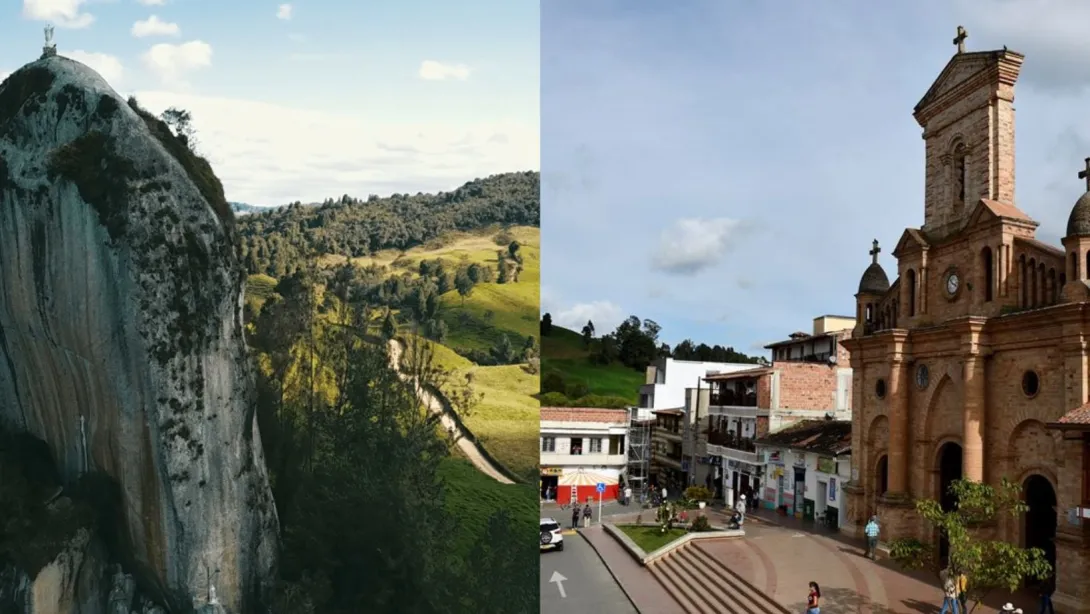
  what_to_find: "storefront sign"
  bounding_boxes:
[817,457,836,475]
[829,478,837,502]
[793,455,807,468]
[767,450,782,463]
[541,467,563,476]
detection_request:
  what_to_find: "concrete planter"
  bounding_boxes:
[604,522,745,566]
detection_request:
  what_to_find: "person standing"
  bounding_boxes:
[805,581,821,614]
[571,503,580,530]
[864,515,880,560]
[661,485,668,501]
[939,568,961,614]
[624,485,632,506]
[1039,573,1056,614]
[582,502,592,528]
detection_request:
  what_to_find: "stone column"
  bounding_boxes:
[962,354,986,482]
[887,359,910,494]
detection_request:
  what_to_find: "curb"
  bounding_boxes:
[578,530,644,614]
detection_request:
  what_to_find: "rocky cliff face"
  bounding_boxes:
[0,56,278,611]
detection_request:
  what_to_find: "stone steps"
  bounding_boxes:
[649,541,790,614]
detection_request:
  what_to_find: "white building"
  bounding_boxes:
[639,357,757,410]
[540,407,629,505]
[753,419,852,529]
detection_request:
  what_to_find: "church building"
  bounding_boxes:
[841,28,1090,611]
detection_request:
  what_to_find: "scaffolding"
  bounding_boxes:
[626,406,653,500]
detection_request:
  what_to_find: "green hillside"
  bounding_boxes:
[541,325,645,405]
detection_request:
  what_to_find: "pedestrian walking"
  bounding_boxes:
[624,486,632,506]
[571,504,579,530]
[1039,573,1056,614]
[957,571,968,612]
[864,515,880,560]
[939,568,961,614]
[582,502,592,528]
[805,581,821,614]
[661,486,667,501]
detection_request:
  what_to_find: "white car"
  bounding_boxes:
[540,518,563,552]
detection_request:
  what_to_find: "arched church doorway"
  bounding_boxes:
[1023,474,1057,582]
[876,455,888,497]
[937,442,963,564]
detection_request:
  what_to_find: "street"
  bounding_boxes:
[539,531,638,614]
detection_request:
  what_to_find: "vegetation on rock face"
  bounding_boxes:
[0,66,55,136]
[889,478,1052,613]
[126,97,234,231]
[47,131,136,241]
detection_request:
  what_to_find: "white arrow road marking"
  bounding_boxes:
[550,570,568,598]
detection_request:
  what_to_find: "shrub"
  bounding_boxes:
[541,373,566,394]
[689,515,712,532]
[570,394,630,409]
[684,486,713,502]
[565,381,590,399]
[538,392,570,407]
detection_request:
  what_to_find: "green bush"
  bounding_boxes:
[565,380,590,399]
[570,394,630,409]
[689,515,712,532]
[538,391,570,407]
[685,486,713,501]
[541,373,565,394]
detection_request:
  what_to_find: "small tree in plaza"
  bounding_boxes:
[888,478,1052,613]
[656,501,676,534]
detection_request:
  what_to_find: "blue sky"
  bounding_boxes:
[541,0,1090,356]
[1,0,539,205]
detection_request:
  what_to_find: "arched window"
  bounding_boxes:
[953,143,968,205]
[1020,254,1028,307]
[1029,258,1038,307]
[1071,252,1078,281]
[906,269,917,316]
[981,247,993,302]
[1039,263,1047,305]
[1061,272,1067,288]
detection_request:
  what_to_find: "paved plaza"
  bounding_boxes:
[574,506,1040,613]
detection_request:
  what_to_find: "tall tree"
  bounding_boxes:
[581,320,595,347]
[454,270,474,305]
[540,313,553,336]
[889,478,1051,613]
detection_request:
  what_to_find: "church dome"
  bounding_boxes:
[858,262,890,295]
[1066,192,1090,237]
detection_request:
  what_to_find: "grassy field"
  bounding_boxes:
[617,525,688,553]
[438,457,538,556]
[541,326,645,403]
[454,364,539,483]
[245,274,278,313]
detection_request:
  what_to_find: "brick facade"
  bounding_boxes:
[844,44,1090,611]
[775,361,846,412]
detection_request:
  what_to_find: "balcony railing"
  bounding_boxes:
[705,431,757,452]
[709,393,758,407]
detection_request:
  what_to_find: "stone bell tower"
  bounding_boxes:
[913,26,1023,241]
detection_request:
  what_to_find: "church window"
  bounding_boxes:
[875,378,887,399]
[1061,272,1067,288]
[1022,371,1040,398]
[1029,258,1038,307]
[981,247,994,302]
[952,143,968,204]
[1039,263,1047,305]
[906,269,917,316]
[1071,252,1078,282]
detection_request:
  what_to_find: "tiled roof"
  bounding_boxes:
[755,419,852,456]
[981,199,1032,222]
[652,408,684,416]
[1050,403,1090,429]
[540,407,628,424]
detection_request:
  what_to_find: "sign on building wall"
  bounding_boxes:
[817,457,836,474]
[767,450,782,463]
[829,478,837,502]
[541,467,563,476]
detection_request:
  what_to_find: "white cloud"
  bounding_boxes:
[141,41,212,86]
[66,50,123,85]
[419,60,471,81]
[276,3,292,20]
[128,91,539,205]
[132,15,180,38]
[137,0,166,5]
[651,217,746,275]
[22,0,94,28]
[547,301,624,333]
[0,71,10,83]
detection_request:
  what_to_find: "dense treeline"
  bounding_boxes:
[237,172,539,277]
[541,313,766,371]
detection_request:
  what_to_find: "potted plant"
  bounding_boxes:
[685,486,713,510]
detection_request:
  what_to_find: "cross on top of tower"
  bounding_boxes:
[1079,158,1090,192]
[869,239,881,264]
[953,25,968,54]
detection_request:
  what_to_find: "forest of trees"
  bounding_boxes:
[251,268,536,613]
[541,313,766,370]
[236,172,539,277]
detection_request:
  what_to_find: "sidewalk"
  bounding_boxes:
[579,525,685,614]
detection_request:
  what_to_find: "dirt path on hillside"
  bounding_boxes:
[388,339,515,485]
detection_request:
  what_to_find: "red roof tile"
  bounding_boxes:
[540,407,629,424]
[1051,403,1090,429]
